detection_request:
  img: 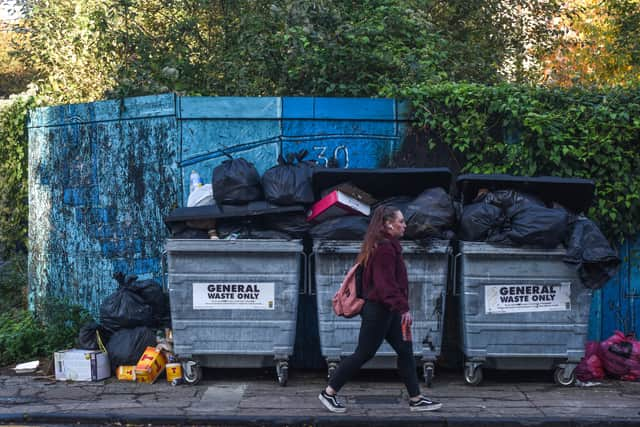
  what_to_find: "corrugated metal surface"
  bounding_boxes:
[589,237,640,340]
[313,240,449,375]
[166,239,301,368]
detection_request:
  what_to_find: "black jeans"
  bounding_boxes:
[328,300,421,397]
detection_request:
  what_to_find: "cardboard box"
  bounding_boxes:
[54,349,110,381]
[320,182,377,206]
[116,365,137,381]
[306,190,370,223]
[135,346,167,384]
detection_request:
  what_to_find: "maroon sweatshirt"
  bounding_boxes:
[362,237,410,314]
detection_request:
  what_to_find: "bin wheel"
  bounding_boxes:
[327,362,338,380]
[464,365,483,386]
[553,367,575,386]
[182,361,202,385]
[423,363,434,387]
[276,362,288,387]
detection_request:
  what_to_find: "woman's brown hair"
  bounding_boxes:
[355,205,400,267]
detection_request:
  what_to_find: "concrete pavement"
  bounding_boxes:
[0,368,639,426]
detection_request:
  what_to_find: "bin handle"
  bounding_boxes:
[300,252,308,295]
[452,253,462,296]
[307,252,316,296]
[160,249,168,293]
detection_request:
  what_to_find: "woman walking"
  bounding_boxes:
[318,205,443,413]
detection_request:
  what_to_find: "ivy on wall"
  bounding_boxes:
[0,96,33,258]
[402,83,640,242]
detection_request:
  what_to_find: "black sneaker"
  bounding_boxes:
[409,396,442,412]
[318,390,347,413]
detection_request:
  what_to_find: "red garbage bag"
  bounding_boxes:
[598,330,640,381]
[575,341,605,381]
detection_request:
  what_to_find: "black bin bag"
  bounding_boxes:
[105,326,157,371]
[212,157,262,205]
[490,202,569,248]
[77,322,112,350]
[99,273,153,333]
[564,217,621,289]
[262,152,315,205]
[263,213,311,238]
[404,187,456,239]
[459,202,505,241]
[310,216,369,240]
[132,278,170,328]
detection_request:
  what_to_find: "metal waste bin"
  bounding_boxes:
[455,174,596,386]
[313,239,451,386]
[310,167,453,386]
[166,239,303,386]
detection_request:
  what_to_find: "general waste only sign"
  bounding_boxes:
[192,282,275,310]
[484,283,571,314]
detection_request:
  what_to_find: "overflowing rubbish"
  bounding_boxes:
[403,187,456,240]
[99,273,153,333]
[54,349,110,381]
[309,216,369,240]
[459,189,568,248]
[564,217,621,289]
[77,322,111,351]
[12,360,39,374]
[135,346,168,384]
[456,175,620,289]
[212,157,262,205]
[105,326,157,369]
[262,151,315,205]
[187,183,214,207]
[116,365,137,381]
[576,331,640,382]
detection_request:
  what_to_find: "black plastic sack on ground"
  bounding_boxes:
[490,204,568,248]
[404,188,456,239]
[77,322,112,350]
[263,213,311,238]
[212,157,262,205]
[459,202,505,241]
[564,217,621,289]
[262,152,314,205]
[310,216,369,240]
[105,326,157,370]
[99,273,153,333]
[133,278,170,328]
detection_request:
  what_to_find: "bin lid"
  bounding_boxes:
[456,174,595,213]
[164,202,305,225]
[312,167,452,199]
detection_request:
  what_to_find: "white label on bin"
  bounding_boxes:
[484,283,571,314]
[192,282,275,310]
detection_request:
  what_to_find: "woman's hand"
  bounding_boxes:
[401,311,412,325]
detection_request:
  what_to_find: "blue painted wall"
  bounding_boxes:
[588,238,640,340]
[28,95,409,316]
